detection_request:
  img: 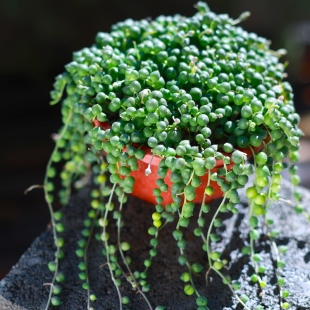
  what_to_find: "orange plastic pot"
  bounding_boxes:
[94,120,265,206]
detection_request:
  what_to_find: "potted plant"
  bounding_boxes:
[43,2,305,309]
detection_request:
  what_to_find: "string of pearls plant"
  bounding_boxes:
[42,2,305,309]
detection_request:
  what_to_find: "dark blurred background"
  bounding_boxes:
[1,0,310,279]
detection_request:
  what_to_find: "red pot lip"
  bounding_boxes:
[93,119,267,167]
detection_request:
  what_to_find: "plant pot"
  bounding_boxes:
[94,119,265,206]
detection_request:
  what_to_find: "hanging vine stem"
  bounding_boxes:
[200,190,251,310]
[287,158,310,222]
[204,193,228,268]
[84,209,100,310]
[83,168,108,310]
[143,227,159,274]
[211,267,251,310]
[270,239,288,308]
[247,144,287,308]
[179,244,205,301]
[247,145,263,276]
[199,171,212,281]
[116,193,153,310]
[43,106,73,310]
[24,184,44,194]
[100,183,123,309]
[263,159,288,309]
[176,193,206,302]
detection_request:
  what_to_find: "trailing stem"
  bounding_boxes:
[264,161,290,309]
[211,268,251,310]
[205,193,227,268]
[101,183,123,309]
[43,107,73,310]
[83,211,100,310]
[116,193,153,310]
[175,195,206,303]
[201,192,251,310]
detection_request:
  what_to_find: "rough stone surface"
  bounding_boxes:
[1,178,310,310]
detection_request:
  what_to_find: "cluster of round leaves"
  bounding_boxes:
[50,0,302,207]
[48,1,303,309]
[50,0,303,220]
[52,0,301,154]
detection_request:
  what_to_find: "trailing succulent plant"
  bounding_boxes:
[42,2,306,309]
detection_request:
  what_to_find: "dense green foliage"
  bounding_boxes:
[44,2,304,309]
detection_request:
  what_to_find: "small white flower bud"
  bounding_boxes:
[145,167,152,176]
